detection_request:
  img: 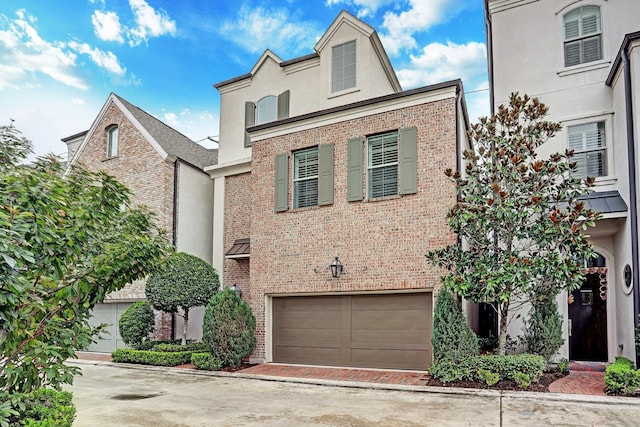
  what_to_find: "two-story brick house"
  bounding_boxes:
[208,11,470,369]
[486,0,640,364]
[64,93,217,351]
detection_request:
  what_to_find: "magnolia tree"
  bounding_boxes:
[426,93,600,355]
[0,125,170,394]
[146,252,219,345]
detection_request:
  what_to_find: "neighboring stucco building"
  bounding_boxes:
[64,93,217,352]
[486,0,640,364]
[208,11,470,369]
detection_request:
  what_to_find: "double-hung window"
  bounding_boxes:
[563,6,602,67]
[332,40,356,93]
[107,126,118,157]
[568,121,607,178]
[368,132,398,198]
[293,147,319,208]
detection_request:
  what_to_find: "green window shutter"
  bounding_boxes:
[398,127,417,195]
[318,143,334,206]
[347,137,363,202]
[275,153,289,212]
[277,90,290,120]
[245,101,256,147]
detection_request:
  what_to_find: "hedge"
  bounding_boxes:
[111,349,194,366]
[152,342,208,353]
[191,353,223,371]
[2,389,76,427]
[605,357,640,395]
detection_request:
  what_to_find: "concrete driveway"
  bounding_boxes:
[67,362,640,426]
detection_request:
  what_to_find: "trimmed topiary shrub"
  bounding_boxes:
[146,252,219,345]
[202,288,256,369]
[191,353,223,371]
[522,295,564,361]
[429,287,479,382]
[111,349,194,366]
[4,389,76,427]
[119,301,155,349]
[605,357,640,395]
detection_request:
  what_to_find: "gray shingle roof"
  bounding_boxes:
[114,94,218,169]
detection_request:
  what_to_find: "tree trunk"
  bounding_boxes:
[497,300,510,355]
[182,309,189,346]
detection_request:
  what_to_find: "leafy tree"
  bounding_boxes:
[119,301,155,349]
[0,124,170,396]
[202,288,256,368]
[426,93,600,355]
[146,252,219,345]
[522,295,564,361]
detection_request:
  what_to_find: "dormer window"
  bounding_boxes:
[256,95,277,125]
[332,40,356,93]
[563,6,602,67]
[107,126,118,157]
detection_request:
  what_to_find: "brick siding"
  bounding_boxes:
[223,173,252,299]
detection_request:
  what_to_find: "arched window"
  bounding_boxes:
[256,96,277,125]
[563,6,602,67]
[107,126,118,157]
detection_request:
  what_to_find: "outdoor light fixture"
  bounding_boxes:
[329,257,343,278]
[229,284,242,298]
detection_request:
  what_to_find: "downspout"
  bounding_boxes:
[622,48,640,367]
[171,159,179,341]
[484,0,495,115]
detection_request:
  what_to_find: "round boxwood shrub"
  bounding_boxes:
[202,288,256,368]
[119,301,155,349]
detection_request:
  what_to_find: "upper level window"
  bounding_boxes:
[256,95,277,125]
[332,40,356,93]
[368,132,398,198]
[563,6,602,67]
[568,121,607,178]
[293,147,319,208]
[107,126,118,157]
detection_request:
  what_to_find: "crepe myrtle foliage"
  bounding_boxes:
[426,93,600,355]
[0,125,171,395]
[146,252,219,345]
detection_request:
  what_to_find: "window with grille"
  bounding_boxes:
[368,132,398,198]
[568,121,607,178]
[107,126,118,157]
[563,6,602,67]
[332,40,356,93]
[293,147,319,208]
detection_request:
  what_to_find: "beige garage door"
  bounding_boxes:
[273,293,432,370]
[87,302,133,353]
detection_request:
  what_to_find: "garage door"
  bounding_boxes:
[273,293,432,370]
[87,302,133,352]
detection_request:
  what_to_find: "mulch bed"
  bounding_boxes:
[424,371,568,392]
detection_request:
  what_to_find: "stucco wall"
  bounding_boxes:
[247,98,459,361]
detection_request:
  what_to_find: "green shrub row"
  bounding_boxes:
[2,389,76,427]
[191,353,222,371]
[605,357,640,395]
[430,353,545,387]
[151,342,208,353]
[111,349,194,366]
[136,339,182,351]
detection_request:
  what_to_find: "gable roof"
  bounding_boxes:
[69,93,217,170]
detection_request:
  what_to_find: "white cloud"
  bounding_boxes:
[161,108,219,146]
[396,41,486,88]
[379,0,461,56]
[220,6,321,55]
[0,11,87,90]
[67,41,126,75]
[92,10,124,43]
[126,0,177,47]
[71,97,85,105]
[325,0,396,18]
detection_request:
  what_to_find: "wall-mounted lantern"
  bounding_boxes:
[229,284,242,298]
[330,257,343,278]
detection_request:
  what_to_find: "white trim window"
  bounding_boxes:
[332,40,356,93]
[256,95,277,125]
[568,121,607,178]
[293,147,319,208]
[563,6,602,67]
[368,132,398,198]
[107,126,118,157]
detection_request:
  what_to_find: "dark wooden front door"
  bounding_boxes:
[568,255,608,361]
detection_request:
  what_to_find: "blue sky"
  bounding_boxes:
[0,0,488,159]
